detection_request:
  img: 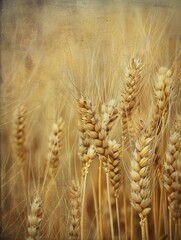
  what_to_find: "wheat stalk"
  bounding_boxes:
[81,145,96,240]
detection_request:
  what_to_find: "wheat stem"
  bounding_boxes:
[131,206,134,240]
[106,172,115,240]
[158,184,164,238]
[145,216,149,240]
[90,171,99,239]
[153,179,159,239]
[140,218,146,240]
[81,174,87,240]
[121,137,128,240]
[98,159,103,240]
[116,197,121,240]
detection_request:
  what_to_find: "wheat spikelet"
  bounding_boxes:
[81,145,96,177]
[101,99,118,135]
[163,120,181,220]
[120,58,142,140]
[130,131,152,222]
[26,194,43,240]
[107,140,121,198]
[47,118,64,179]
[69,179,81,240]
[13,105,26,165]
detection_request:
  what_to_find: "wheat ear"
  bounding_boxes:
[42,118,64,204]
[163,120,181,239]
[107,140,122,239]
[14,104,26,165]
[148,67,173,138]
[69,179,81,240]
[120,58,142,141]
[26,194,43,240]
[47,118,64,179]
[107,140,121,198]
[78,96,91,162]
[13,104,27,199]
[130,131,152,240]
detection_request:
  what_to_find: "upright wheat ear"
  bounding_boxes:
[47,118,64,179]
[14,105,26,165]
[130,131,152,240]
[78,96,91,162]
[120,58,142,140]
[69,179,81,240]
[107,140,121,198]
[148,67,173,137]
[26,194,43,240]
[163,120,181,220]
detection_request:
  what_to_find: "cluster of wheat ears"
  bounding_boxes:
[1,1,181,240]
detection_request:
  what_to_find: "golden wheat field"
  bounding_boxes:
[1,0,181,239]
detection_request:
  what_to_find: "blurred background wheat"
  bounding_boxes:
[1,0,181,239]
